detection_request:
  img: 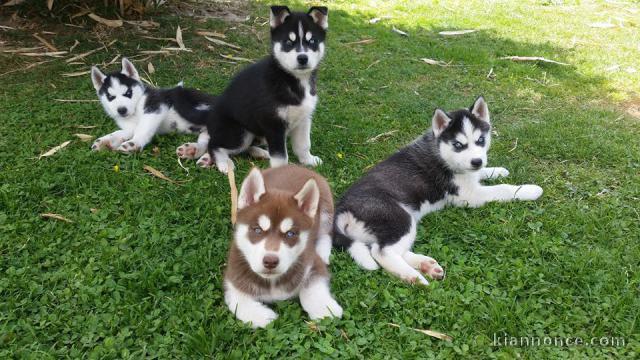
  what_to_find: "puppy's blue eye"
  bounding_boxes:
[285,40,294,46]
[253,227,263,235]
[124,89,132,98]
[309,38,316,44]
[285,230,296,238]
[106,94,115,101]
[476,136,485,146]
[452,141,464,150]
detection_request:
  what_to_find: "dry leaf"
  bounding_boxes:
[73,125,97,129]
[143,165,178,184]
[204,36,241,50]
[139,50,171,55]
[88,13,123,28]
[388,323,452,342]
[148,62,155,74]
[19,51,67,57]
[33,33,58,52]
[420,58,448,66]
[2,0,27,6]
[196,30,226,38]
[439,29,477,36]
[74,133,94,142]
[62,70,91,77]
[392,26,408,37]
[41,213,73,223]
[227,159,238,225]
[70,9,91,19]
[124,20,160,29]
[500,56,569,66]
[345,38,375,45]
[219,53,252,63]
[176,26,186,50]
[39,140,71,159]
[367,130,398,143]
[46,0,53,10]
[69,39,80,53]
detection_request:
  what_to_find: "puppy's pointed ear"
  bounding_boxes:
[121,57,140,80]
[432,109,452,137]
[91,66,106,92]
[471,96,490,123]
[238,168,266,210]
[270,6,291,29]
[294,178,320,219]
[308,6,328,30]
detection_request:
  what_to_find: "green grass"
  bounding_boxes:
[1,0,639,358]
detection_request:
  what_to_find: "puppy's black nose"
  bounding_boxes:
[297,54,308,66]
[471,158,483,168]
[117,107,127,116]
[263,255,279,270]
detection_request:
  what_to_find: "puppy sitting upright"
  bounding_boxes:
[224,165,342,328]
[333,97,544,285]
[91,58,213,156]
[196,6,328,173]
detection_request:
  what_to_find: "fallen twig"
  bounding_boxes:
[388,323,452,342]
[54,99,98,102]
[227,159,238,225]
[66,40,116,63]
[392,26,408,37]
[41,213,73,223]
[88,13,123,28]
[33,33,58,52]
[420,58,448,66]
[205,36,242,50]
[366,130,398,143]
[345,38,375,45]
[439,29,477,36]
[143,165,180,184]
[500,56,569,66]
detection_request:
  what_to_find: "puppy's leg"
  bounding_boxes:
[479,167,509,180]
[176,130,209,159]
[224,281,277,328]
[118,111,165,153]
[370,218,429,285]
[457,184,543,207]
[316,211,333,264]
[92,129,133,151]
[290,118,322,167]
[403,251,444,280]
[265,125,288,168]
[299,277,343,320]
[247,146,270,160]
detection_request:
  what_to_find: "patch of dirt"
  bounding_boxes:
[623,97,640,120]
[169,0,251,23]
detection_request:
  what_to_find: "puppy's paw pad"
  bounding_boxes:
[421,260,445,280]
[176,143,199,159]
[91,139,110,151]
[117,141,140,153]
[196,153,213,168]
[516,185,543,201]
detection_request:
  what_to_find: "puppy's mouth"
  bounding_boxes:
[258,271,281,279]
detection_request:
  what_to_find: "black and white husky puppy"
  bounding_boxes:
[196,6,328,173]
[91,58,213,157]
[333,97,544,285]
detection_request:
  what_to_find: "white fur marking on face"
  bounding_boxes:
[305,31,312,41]
[298,22,304,46]
[258,215,271,231]
[279,218,293,233]
[455,134,468,144]
[195,104,210,111]
[288,32,296,42]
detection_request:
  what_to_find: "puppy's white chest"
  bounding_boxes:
[277,82,317,129]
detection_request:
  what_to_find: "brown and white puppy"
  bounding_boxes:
[224,165,342,328]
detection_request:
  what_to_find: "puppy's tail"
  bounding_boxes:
[333,212,380,271]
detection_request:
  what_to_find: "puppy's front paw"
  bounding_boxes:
[196,153,213,168]
[117,141,141,153]
[91,138,110,151]
[515,185,543,201]
[420,259,445,280]
[492,167,510,178]
[300,155,323,167]
[308,298,343,320]
[176,143,202,159]
[247,307,278,329]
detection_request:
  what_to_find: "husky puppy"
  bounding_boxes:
[224,165,342,328]
[197,6,328,173]
[91,58,213,157]
[333,97,544,285]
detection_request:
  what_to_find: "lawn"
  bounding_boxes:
[1,0,639,358]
